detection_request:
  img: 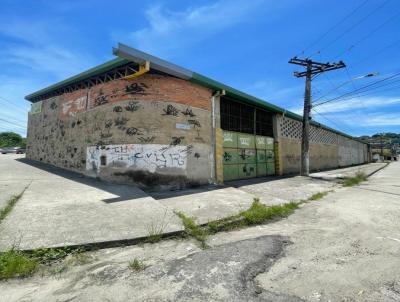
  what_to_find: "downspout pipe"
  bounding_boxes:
[211,89,226,184]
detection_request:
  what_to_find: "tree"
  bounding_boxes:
[0,132,24,147]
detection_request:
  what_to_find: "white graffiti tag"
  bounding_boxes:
[86,144,189,172]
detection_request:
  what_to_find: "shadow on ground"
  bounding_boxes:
[15,158,150,203]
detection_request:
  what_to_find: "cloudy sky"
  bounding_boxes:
[1,0,400,137]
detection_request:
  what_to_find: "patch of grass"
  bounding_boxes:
[47,263,69,276]
[342,172,367,187]
[146,209,170,244]
[240,199,298,225]
[176,212,208,249]
[176,198,300,247]
[146,232,163,244]
[128,258,147,272]
[308,192,328,201]
[0,245,95,280]
[0,250,38,280]
[68,250,92,265]
[0,192,24,223]
[30,247,77,264]
[205,215,244,234]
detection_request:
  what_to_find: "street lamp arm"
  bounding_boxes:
[312,71,379,103]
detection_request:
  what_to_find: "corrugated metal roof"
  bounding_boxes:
[25,57,129,101]
[25,44,367,144]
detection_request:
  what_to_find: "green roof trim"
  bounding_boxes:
[191,72,366,144]
[25,57,130,101]
[25,45,366,144]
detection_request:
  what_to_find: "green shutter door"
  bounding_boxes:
[222,131,275,181]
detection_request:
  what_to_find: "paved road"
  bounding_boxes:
[1,161,398,301]
[211,161,400,301]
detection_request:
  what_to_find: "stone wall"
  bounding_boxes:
[26,73,213,190]
[278,116,368,174]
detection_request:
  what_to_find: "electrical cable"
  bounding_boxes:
[316,82,400,105]
[310,0,392,57]
[312,108,349,133]
[315,75,400,104]
[0,96,29,114]
[314,71,400,107]
[0,118,27,129]
[298,0,370,57]
[352,38,400,67]
[332,8,400,60]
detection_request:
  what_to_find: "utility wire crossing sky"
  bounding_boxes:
[0,0,399,137]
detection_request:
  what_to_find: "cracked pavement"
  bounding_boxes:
[1,161,399,301]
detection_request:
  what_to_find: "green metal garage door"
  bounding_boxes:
[222,131,275,181]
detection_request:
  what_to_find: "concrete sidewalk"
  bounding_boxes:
[0,155,388,250]
[0,155,182,250]
[310,162,386,179]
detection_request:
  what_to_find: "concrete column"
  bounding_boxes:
[211,94,223,184]
[215,128,224,183]
[273,114,284,176]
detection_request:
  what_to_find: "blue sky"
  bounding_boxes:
[1,0,400,137]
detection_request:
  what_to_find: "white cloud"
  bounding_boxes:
[0,17,94,136]
[346,112,400,127]
[3,45,90,79]
[0,18,94,79]
[119,0,267,56]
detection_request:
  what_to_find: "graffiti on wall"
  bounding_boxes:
[162,104,179,116]
[125,83,148,95]
[61,96,87,118]
[86,144,190,173]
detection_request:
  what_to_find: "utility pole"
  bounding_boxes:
[289,57,345,176]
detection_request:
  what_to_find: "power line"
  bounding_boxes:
[352,38,400,67]
[0,118,27,129]
[0,96,29,114]
[0,126,25,133]
[1,112,27,125]
[312,108,348,133]
[316,75,400,103]
[314,71,400,107]
[310,0,392,57]
[298,0,370,57]
[332,8,400,60]
[312,69,379,103]
[316,81,400,105]
[315,71,400,103]
[345,67,358,90]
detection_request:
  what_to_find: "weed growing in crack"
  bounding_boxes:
[308,192,328,201]
[146,209,170,243]
[129,258,147,272]
[342,172,367,187]
[176,212,209,249]
[0,249,38,280]
[0,186,28,223]
[176,198,301,248]
[240,199,298,225]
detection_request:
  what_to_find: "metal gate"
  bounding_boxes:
[222,130,275,181]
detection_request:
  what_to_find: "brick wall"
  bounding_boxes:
[27,73,214,190]
[57,73,211,120]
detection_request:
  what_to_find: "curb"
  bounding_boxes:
[6,229,186,253]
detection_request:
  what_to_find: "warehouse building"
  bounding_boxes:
[25,43,370,190]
